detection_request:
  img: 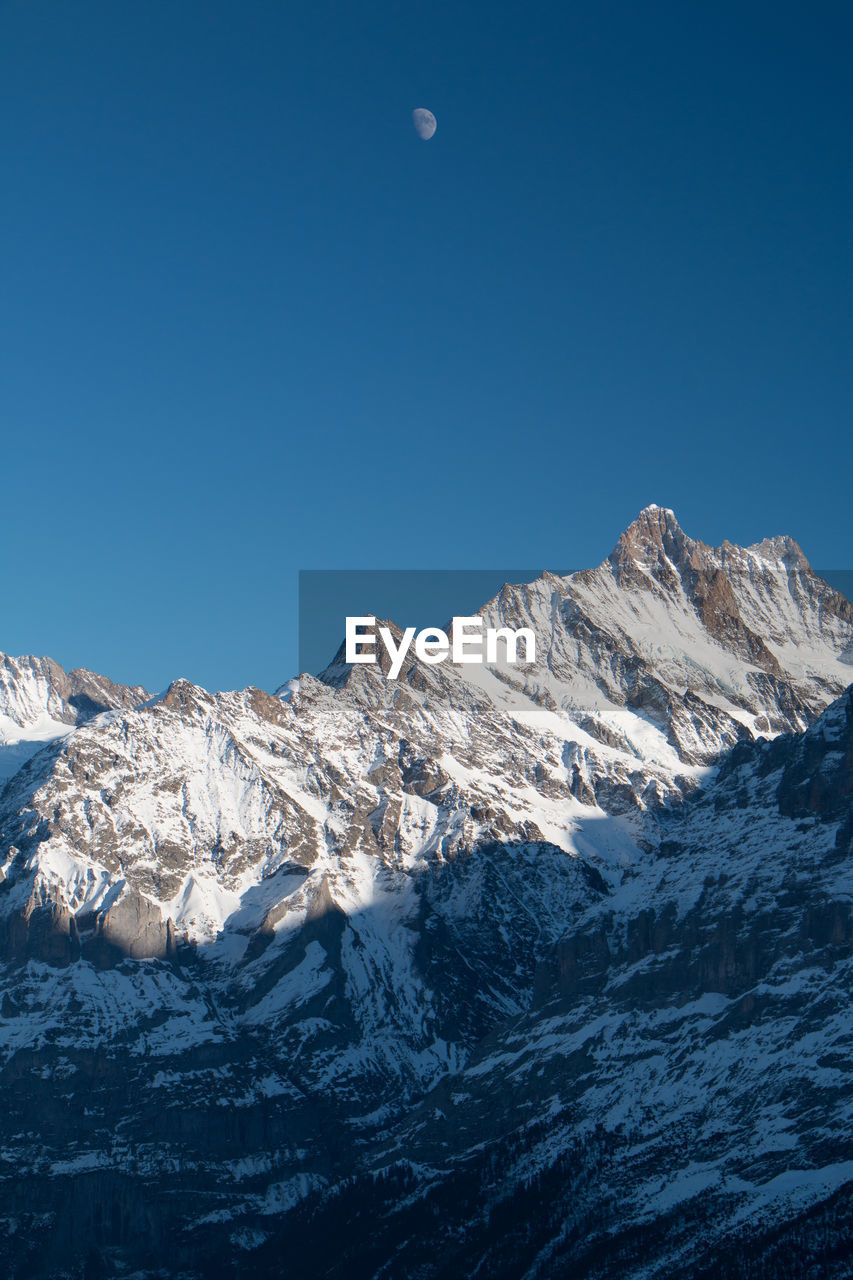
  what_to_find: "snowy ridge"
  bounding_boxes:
[0,509,849,1278]
[0,652,147,783]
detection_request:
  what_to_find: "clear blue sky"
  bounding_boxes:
[1,1,850,692]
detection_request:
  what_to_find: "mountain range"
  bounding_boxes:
[0,505,851,1279]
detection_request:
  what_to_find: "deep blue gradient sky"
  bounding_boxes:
[2,1,851,692]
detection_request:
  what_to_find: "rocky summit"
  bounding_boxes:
[0,508,851,1278]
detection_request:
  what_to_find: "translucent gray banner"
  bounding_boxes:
[298,568,853,679]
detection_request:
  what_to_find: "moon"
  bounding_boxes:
[412,108,437,141]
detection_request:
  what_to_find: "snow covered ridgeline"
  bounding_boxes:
[0,505,851,1013]
[0,507,849,1277]
[0,506,850,1019]
[467,505,853,763]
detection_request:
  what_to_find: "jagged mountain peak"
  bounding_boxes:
[742,532,812,571]
[0,651,149,784]
[625,501,681,534]
[155,676,215,712]
[292,510,853,772]
[465,513,853,765]
[610,506,816,580]
[608,504,693,582]
[0,652,148,726]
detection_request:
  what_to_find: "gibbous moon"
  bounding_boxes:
[412,108,437,140]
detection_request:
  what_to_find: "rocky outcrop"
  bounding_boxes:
[98,887,177,960]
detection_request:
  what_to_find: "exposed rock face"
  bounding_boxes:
[0,510,849,1278]
[99,887,177,959]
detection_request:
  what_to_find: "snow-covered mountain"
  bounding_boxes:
[279,687,852,1279]
[0,653,148,784]
[0,507,850,1278]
